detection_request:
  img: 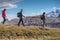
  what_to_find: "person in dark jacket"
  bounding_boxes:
[17,9,25,26]
[40,12,45,27]
[2,9,6,24]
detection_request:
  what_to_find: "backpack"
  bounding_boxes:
[17,12,21,17]
[40,15,43,20]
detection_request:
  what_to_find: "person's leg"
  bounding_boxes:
[3,17,6,24]
[43,20,45,27]
[2,17,4,24]
[18,18,21,26]
[21,18,25,26]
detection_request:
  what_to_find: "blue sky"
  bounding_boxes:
[0,0,60,22]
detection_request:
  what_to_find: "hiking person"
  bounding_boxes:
[40,12,45,27]
[2,9,7,24]
[17,9,25,26]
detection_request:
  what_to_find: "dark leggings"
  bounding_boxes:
[3,17,6,24]
[42,20,45,27]
[18,18,24,26]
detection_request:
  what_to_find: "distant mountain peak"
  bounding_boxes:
[46,8,60,18]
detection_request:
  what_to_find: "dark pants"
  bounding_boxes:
[18,18,24,26]
[2,17,6,24]
[41,20,45,27]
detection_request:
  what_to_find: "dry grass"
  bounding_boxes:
[0,24,60,40]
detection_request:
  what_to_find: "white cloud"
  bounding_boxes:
[0,0,22,4]
[0,3,17,9]
[0,0,22,9]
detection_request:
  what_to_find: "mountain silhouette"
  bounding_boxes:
[46,8,60,18]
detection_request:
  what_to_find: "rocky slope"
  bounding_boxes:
[8,16,60,27]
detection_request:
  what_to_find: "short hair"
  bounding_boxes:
[43,12,45,14]
[4,9,6,11]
